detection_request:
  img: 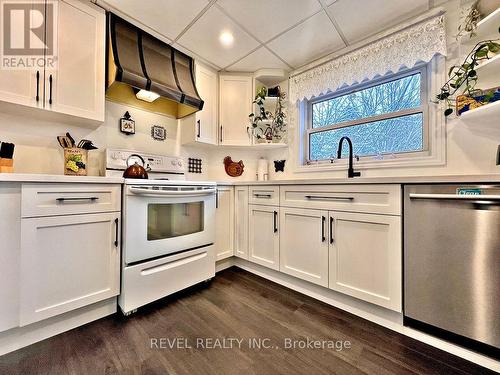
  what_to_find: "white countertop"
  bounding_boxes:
[3,173,500,185]
[0,173,124,184]
[216,174,500,186]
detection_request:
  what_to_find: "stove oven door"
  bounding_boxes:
[123,185,216,264]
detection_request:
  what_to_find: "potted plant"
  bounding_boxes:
[248,87,287,143]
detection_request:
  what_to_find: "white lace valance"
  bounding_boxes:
[289,15,447,103]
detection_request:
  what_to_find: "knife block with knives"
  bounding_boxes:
[0,142,15,173]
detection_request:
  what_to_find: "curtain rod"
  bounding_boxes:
[290,7,446,79]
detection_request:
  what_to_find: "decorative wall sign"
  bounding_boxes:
[223,156,244,177]
[120,111,135,135]
[274,159,286,172]
[151,125,166,141]
[188,158,202,173]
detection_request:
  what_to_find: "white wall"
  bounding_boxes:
[0,101,209,180]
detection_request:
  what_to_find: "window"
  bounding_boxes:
[306,67,428,162]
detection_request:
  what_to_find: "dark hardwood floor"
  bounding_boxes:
[0,267,495,375]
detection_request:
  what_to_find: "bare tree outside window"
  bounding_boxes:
[308,72,424,161]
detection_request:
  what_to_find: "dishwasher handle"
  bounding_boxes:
[409,193,500,202]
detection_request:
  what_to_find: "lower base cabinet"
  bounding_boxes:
[248,205,279,270]
[20,212,120,326]
[329,211,401,311]
[279,207,329,287]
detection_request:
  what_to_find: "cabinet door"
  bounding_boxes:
[0,1,41,110]
[215,187,234,261]
[234,186,249,259]
[219,75,252,145]
[248,205,279,270]
[46,0,105,121]
[20,212,120,326]
[195,63,217,144]
[329,211,402,311]
[280,208,329,287]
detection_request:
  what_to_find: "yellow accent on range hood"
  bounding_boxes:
[106,13,204,119]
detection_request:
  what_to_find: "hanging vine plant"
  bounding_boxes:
[436,37,500,116]
[248,86,287,141]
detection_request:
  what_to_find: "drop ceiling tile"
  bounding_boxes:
[217,0,322,42]
[319,0,339,6]
[177,6,260,68]
[327,0,429,44]
[267,11,345,68]
[102,0,208,40]
[226,47,290,72]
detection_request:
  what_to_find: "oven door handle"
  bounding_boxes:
[129,187,216,197]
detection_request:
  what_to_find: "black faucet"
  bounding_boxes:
[337,136,361,178]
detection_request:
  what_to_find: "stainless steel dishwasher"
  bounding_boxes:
[404,184,500,358]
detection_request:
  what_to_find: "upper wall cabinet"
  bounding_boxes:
[181,63,218,145]
[219,74,253,146]
[0,0,105,123]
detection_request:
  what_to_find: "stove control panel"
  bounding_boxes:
[106,149,184,173]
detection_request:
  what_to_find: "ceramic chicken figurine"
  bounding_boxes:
[223,156,244,177]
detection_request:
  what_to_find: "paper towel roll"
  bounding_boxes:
[257,157,268,181]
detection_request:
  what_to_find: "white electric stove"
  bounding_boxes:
[105,149,216,315]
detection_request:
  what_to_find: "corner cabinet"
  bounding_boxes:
[181,63,218,145]
[248,205,279,270]
[0,0,105,123]
[215,186,235,261]
[219,74,253,145]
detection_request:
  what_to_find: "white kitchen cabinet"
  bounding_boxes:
[329,211,402,311]
[248,205,279,270]
[181,63,218,145]
[45,0,105,122]
[0,0,105,123]
[219,74,253,145]
[279,207,329,287]
[234,186,249,259]
[215,186,234,261]
[19,212,120,326]
[0,184,21,333]
[0,1,41,110]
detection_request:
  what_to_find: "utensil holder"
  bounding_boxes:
[0,158,13,173]
[64,148,88,176]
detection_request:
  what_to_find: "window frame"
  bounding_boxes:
[303,65,429,164]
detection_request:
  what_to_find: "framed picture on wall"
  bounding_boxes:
[151,125,166,141]
[120,111,135,135]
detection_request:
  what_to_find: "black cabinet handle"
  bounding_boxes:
[273,211,278,233]
[36,71,40,102]
[216,189,219,209]
[321,216,326,242]
[56,197,99,202]
[114,218,119,247]
[197,120,201,138]
[330,217,334,244]
[48,74,53,105]
[220,125,223,143]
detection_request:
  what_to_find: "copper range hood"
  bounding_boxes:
[106,13,204,118]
